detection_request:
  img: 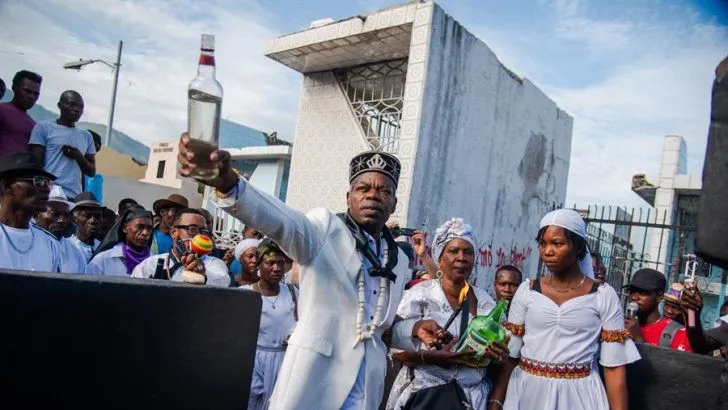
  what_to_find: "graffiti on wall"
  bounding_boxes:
[478,244,533,272]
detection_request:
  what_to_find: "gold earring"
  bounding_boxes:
[436,267,443,279]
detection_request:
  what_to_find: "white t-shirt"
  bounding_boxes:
[29,121,96,199]
[0,223,60,272]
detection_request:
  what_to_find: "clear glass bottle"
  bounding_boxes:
[454,299,509,366]
[186,33,223,180]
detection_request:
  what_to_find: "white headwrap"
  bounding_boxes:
[234,239,261,261]
[432,218,478,262]
[539,209,595,278]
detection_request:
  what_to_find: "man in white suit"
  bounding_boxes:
[178,134,444,409]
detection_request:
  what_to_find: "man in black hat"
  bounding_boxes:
[68,192,102,262]
[177,134,446,410]
[624,268,693,352]
[0,152,61,272]
[151,193,189,255]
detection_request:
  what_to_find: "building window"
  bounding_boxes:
[156,160,166,178]
[335,58,407,153]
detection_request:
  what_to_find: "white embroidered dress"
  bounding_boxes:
[503,279,641,410]
[386,280,497,410]
[241,284,298,410]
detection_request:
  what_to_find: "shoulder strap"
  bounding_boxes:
[659,319,684,348]
[459,297,470,338]
[152,258,166,279]
[287,283,298,322]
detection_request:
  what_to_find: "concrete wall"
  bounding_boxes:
[408,5,573,290]
[142,142,182,188]
[103,175,202,211]
[273,2,572,293]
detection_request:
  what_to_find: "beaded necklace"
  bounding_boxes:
[354,247,390,347]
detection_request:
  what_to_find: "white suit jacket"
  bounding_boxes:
[216,179,409,410]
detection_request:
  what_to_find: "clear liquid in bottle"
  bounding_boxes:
[185,33,223,180]
[187,90,221,179]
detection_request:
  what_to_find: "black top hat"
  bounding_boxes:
[349,151,401,187]
[0,152,56,180]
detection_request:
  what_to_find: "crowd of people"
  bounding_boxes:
[1,65,727,410]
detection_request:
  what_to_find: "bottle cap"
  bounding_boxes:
[201,34,215,51]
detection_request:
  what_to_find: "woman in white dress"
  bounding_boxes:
[488,209,640,410]
[241,239,298,410]
[387,218,508,410]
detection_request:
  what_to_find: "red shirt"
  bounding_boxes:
[0,102,35,155]
[640,317,693,352]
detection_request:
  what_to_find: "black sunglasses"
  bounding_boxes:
[174,225,210,236]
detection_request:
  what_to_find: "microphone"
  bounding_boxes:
[626,302,639,318]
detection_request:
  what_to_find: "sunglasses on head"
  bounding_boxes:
[15,176,52,189]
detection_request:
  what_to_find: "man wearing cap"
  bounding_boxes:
[178,134,447,410]
[33,184,87,274]
[0,152,61,272]
[625,268,693,352]
[151,193,189,255]
[68,192,102,262]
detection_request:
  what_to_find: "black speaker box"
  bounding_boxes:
[0,270,261,409]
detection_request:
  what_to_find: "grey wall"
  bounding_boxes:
[103,175,202,211]
[409,5,572,291]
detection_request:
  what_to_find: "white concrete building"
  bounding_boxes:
[631,135,725,327]
[265,1,573,287]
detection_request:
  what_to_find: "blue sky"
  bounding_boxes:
[0,0,726,206]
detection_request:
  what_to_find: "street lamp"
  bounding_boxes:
[63,40,123,148]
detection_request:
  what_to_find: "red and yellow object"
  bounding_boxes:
[189,234,214,256]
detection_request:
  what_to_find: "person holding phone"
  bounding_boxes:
[131,208,230,287]
[681,287,728,356]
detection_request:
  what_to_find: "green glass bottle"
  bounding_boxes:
[453,299,509,366]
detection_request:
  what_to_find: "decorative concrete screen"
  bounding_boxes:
[335,58,407,153]
[266,1,573,289]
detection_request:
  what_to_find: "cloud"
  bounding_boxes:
[468,0,728,207]
[0,0,301,146]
